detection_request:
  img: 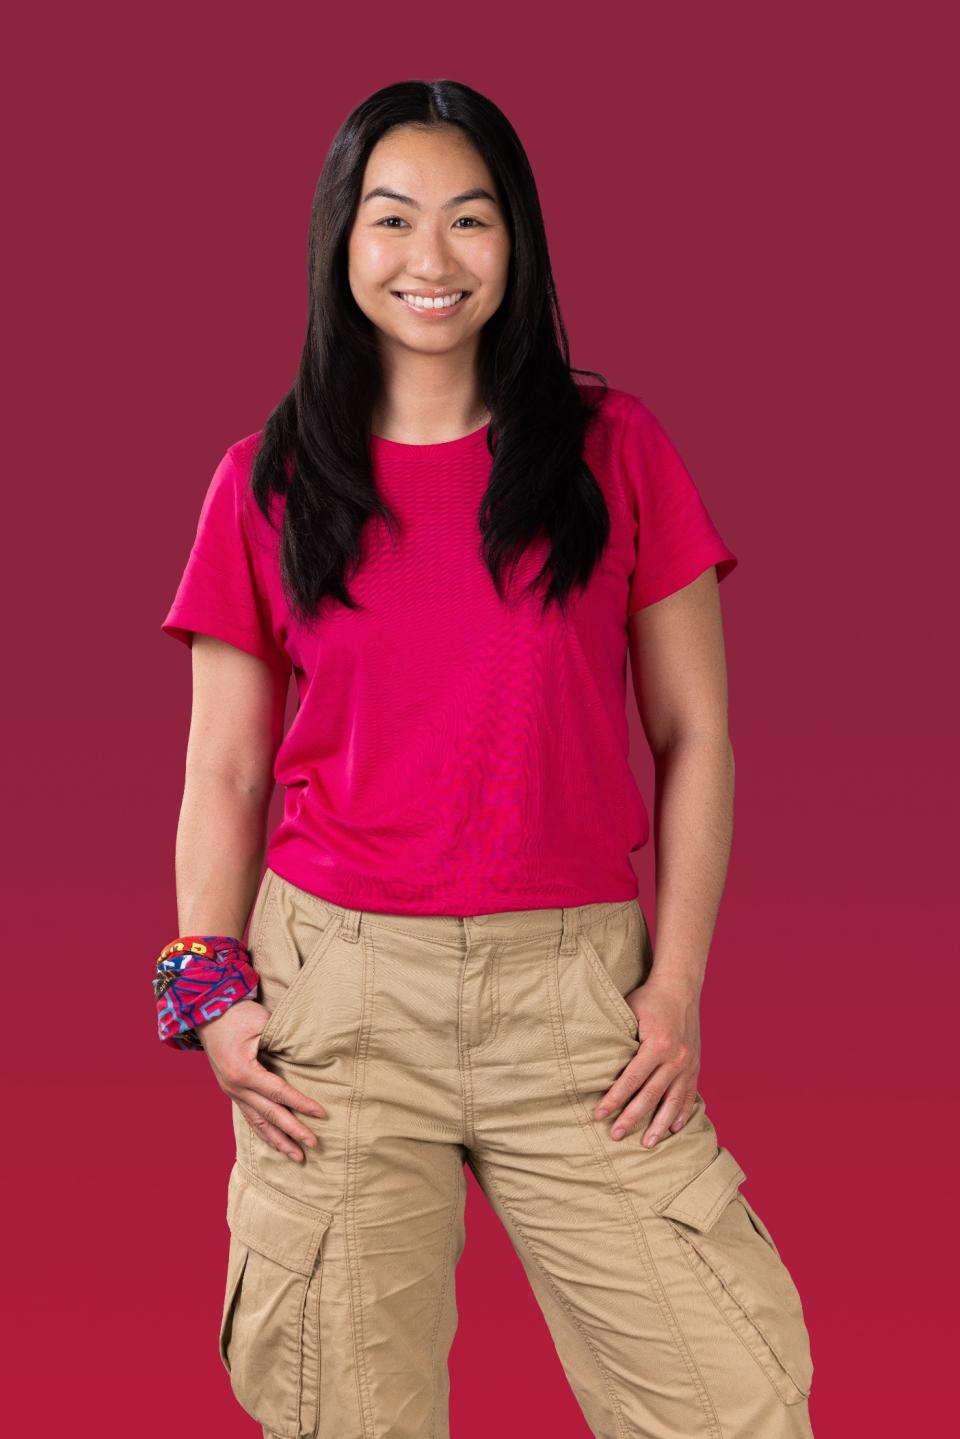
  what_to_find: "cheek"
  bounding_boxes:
[473,237,511,293]
[367,239,397,271]
[349,233,395,284]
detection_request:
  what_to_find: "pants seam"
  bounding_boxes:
[247,878,281,1180]
[345,923,376,1437]
[428,1162,464,1439]
[471,1158,630,1439]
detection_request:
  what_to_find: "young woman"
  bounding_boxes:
[158,79,815,1439]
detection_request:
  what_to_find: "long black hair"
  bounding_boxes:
[251,78,610,628]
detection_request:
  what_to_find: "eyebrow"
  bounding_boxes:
[360,185,498,210]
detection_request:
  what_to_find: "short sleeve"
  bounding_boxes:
[622,396,739,614]
[161,446,291,675]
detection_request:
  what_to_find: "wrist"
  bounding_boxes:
[645,966,703,1001]
[153,934,259,1051]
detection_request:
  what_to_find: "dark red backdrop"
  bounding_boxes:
[5,3,954,1435]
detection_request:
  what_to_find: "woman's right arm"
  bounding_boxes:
[172,633,326,1161]
[173,632,287,938]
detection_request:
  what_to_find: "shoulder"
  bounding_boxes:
[221,429,286,543]
[577,381,646,415]
[218,429,268,508]
[577,385,668,512]
[585,387,695,486]
[198,432,263,503]
[578,383,661,450]
[223,430,265,481]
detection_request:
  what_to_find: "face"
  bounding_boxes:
[348,125,510,357]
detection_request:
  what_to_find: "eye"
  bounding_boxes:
[375,216,485,229]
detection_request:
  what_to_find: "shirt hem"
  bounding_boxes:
[263,852,641,917]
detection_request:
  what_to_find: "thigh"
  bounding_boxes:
[467,903,816,1438]
[222,877,469,1438]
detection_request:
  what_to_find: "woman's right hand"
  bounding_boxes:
[198,1000,327,1162]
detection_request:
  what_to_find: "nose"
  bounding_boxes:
[406,221,460,283]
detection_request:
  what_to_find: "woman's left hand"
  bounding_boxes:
[593,974,702,1148]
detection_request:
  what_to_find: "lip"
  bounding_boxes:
[392,290,470,318]
[392,287,470,298]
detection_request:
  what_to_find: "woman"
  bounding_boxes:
[157,80,815,1439]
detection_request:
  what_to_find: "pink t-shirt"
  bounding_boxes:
[161,385,737,914]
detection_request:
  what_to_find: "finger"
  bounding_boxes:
[593,1050,660,1122]
[669,1090,698,1133]
[638,1075,689,1148]
[250,1062,328,1121]
[609,1066,675,1140]
[237,1098,308,1161]
[240,1079,323,1149]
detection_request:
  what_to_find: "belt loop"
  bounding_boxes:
[339,906,362,944]
[559,905,580,954]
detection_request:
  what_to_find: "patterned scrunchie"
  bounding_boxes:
[154,935,259,1050]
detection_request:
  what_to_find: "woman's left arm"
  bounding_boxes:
[593,566,735,1147]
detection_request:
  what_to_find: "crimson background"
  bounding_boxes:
[4,3,955,1435]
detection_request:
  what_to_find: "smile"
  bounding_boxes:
[392,291,469,316]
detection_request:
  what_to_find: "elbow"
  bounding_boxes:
[182,761,276,810]
[649,727,734,763]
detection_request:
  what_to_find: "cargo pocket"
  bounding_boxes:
[218,1161,334,1438]
[652,1147,814,1405]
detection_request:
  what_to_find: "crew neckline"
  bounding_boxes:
[370,420,490,452]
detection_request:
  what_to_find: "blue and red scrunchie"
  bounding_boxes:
[154,935,259,1051]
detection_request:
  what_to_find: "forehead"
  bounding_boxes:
[362,126,496,194]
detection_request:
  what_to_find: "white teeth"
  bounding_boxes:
[396,291,464,309]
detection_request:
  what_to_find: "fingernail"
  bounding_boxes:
[612,1127,625,1139]
[595,1107,609,1118]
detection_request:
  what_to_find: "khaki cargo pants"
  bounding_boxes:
[218,868,816,1438]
